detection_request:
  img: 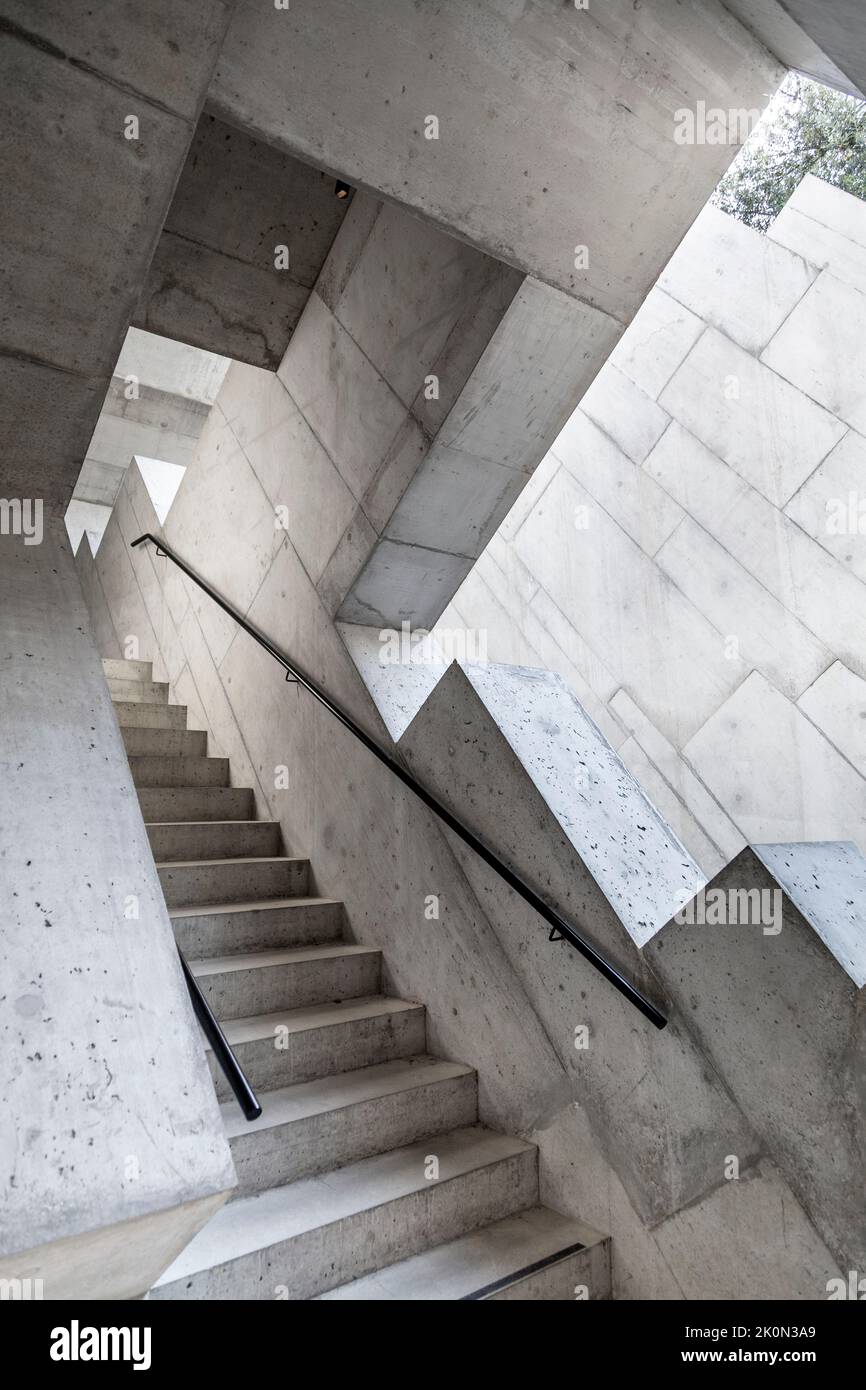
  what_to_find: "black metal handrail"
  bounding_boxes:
[132,532,667,1031]
[178,951,261,1121]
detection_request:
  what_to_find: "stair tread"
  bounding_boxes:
[103,658,152,678]
[169,895,341,919]
[156,856,307,870]
[189,943,380,976]
[213,995,422,1048]
[146,819,281,830]
[154,1125,533,1285]
[220,1055,474,1139]
[318,1205,605,1300]
[132,757,225,766]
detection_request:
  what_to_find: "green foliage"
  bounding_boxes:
[712,73,866,232]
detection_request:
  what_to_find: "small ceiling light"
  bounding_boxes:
[335,180,352,199]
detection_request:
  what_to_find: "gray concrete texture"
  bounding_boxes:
[134,113,351,368]
[0,1,237,509]
[0,521,234,1297]
[437,177,866,876]
[201,0,784,626]
[723,0,865,95]
[773,0,866,96]
[67,299,229,555]
[82,441,842,1296]
[210,0,782,312]
[100,652,594,1301]
[399,659,864,1275]
[649,842,866,1273]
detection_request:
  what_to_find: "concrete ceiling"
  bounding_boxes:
[207,0,782,324]
[134,113,353,369]
[723,0,866,96]
[779,0,866,96]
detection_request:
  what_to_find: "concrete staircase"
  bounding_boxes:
[103,658,609,1300]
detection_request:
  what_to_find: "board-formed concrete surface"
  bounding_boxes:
[134,113,352,369]
[0,1,237,509]
[0,524,235,1298]
[649,842,866,1273]
[91,656,605,1301]
[210,0,781,312]
[397,659,863,1276]
[82,462,845,1294]
[438,176,866,875]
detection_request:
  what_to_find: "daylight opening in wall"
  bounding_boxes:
[64,329,230,556]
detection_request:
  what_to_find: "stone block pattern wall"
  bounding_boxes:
[436,176,866,875]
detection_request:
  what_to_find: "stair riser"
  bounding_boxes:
[103,659,153,682]
[208,1007,426,1100]
[138,787,254,822]
[230,1073,478,1196]
[114,702,189,730]
[486,1240,611,1301]
[148,821,282,862]
[159,859,309,908]
[172,901,344,957]
[130,756,229,788]
[195,951,381,1018]
[107,678,168,704]
[151,1148,537,1300]
[123,728,207,758]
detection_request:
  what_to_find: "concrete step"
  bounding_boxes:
[206,996,426,1099]
[107,677,169,704]
[137,786,254,822]
[158,856,309,908]
[114,701,189,730]
[130,755,229,788]
[122,727,207,759]
[318,1205,610,1301]
[150,1125,537,1300]
[190,943,381,1018]
[147,820,282,863]
[171,896,344,957]
[102,657,153,682]
[224,1056,477,1196]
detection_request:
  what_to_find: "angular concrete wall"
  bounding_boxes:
[648,842,866,1273]
[0,0,237,509]
[438,177,866,875]
[257,190,619,629]
[722,0,864,95]
[396,660,843,1294]
[0,521,234,1299]
[86,444,842,1296]
[135,113,351,368]
[211,0,781,310]
[66,328,229,553]
[205,0,787,631]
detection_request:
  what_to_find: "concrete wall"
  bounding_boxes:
[135,113,351,368]
[74,328,228,512]
[0,520,234,1299]
[211,0,781,310]
[0,1,236,510]
[283,192,622,630]
[85,412,841,1297]
[722,0,864,95]
[66,329,228,553]
[437,176,866,877]
[397,661,847,1289]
